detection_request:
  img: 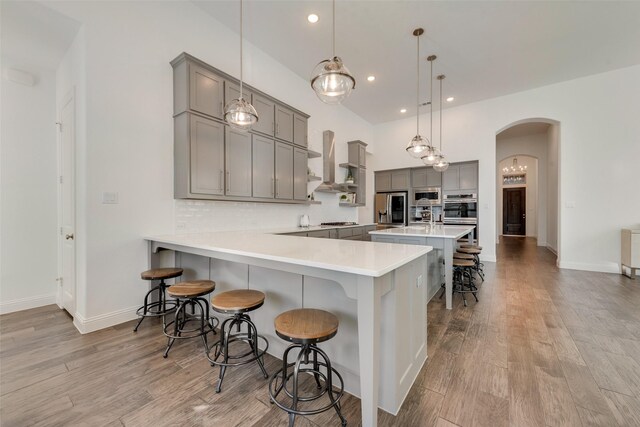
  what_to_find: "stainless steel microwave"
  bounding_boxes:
[412,187,441,206]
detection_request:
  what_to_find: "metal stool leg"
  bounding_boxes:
[164,298,186,357]
[315,345,347,426]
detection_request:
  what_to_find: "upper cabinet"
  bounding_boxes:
[188,64,224,119]
[375,169,409,192]
[412,167,442,188]
[293,114,308,148]
[442,162,478,192]
[348,140,367,169]
[171,53,311,204]
[275,105,294,143]
[252,93,275,136]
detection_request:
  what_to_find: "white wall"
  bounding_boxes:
[496,132,550,243]
[0,58,58,313]
[497,156,538,238]
[371,64,640,271]
[44,1,374,330]
[547,124,559,252]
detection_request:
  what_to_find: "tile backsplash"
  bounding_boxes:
[175,194,357,233]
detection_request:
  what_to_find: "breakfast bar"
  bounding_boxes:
[146,231,432,427]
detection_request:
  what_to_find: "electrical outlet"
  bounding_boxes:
[102,192,119,204]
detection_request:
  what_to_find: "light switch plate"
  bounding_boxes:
[102,192,119,204]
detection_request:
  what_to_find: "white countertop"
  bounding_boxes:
[369,225,475,239]
[146,228,431,277]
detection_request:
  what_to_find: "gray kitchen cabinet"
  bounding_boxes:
[442,162,478,192]
[426,167,442,187]
[224,127,252,197]
[293,114,308,148]
[189,63,224,119]
[275,142,294,199]
[252,135,275,199]
[293,147,308,201]
[348,140,367,168]
[459,163,478,191]
[188,114,225,196]
[375,171,392,192]
[391,169,410,190]
[275,105,294,143]
[357,168,367,206]
[252,93,275,136]
[307,230,330,238]
[411,168,428,188]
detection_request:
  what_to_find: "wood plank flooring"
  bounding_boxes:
[2,237,640,426]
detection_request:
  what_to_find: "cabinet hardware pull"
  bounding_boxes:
[219,170,224,191]
[65,233,74,240]
[276,178,279,197]
[271,178,274,196]
[226,171,230,192]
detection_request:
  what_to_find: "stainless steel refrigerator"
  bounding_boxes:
[375,192,408,226]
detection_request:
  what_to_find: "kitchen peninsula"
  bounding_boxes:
[369,225,476,310]
[146,229,433,426]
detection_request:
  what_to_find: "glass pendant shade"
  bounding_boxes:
[406,135,429,158]
[433,155,450,172]
[421,146,441,165]
[311,57,355,104]
[224,97,258,131]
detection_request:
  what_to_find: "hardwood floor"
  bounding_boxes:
[2,237,640,426]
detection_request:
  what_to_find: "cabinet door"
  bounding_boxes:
[224,127,252,197]
[275,105,294,142]
[275,142,294,199]
[411,168,428,188]
[375,171,391,192]
[391,169,410,190]
[359,144,366,168]
[357,168,366,205]
[442,165,460,191]
[190,115,224,195]
[252,93,275,136]
[459,163,478,191]
[252,135,275,199]
[426,167,442,187]
[293,147,308,200]
[189,64,224,119]
[293,114,308,147]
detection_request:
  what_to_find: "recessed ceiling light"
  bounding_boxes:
[446,97,455,102]
[367,75,375,82]
[400,108,407,113]
[307,14,319,23]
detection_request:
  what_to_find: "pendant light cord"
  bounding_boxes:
[239,0,244,98]
[332,0,336,58]
[439,75,443,150]
[416,33,420,136]
[430,58,433,145]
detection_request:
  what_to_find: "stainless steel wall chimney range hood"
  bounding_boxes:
[315,130,342,193]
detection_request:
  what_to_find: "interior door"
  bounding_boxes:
[503,187,526,235]
[59,91,76,315]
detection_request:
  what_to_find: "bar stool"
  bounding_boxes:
[269,308,347,427]
[457,246,484,281]
[207,289,269,393]
[453,258,478,306]
[134,268,183,332]
[163,280,217,358]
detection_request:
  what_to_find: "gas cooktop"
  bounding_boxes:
[320,222,358,227]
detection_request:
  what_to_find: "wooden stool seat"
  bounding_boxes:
[454,252,474,260]
[457,247,481,255]
[168,280,216,298]
[453,259,475,268]
[275,308,338,343]
[211,289,265,313]
[460,244,483,250]
[140,267,183,281]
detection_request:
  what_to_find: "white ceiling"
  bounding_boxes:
[497,122,551,140]
[194,0,640,125]
[0,1,80,70]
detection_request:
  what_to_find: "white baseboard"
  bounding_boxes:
[480,253,497,263]
[559,260,620,274]
[546,245,558,255]
[0,293,57,315]
[73,305,139,334]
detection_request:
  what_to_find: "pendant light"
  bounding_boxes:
[433,74,450,172]
[406,28,429,158]
[310,0,355,104]
[421,55,439,164]
[224,0,258,131]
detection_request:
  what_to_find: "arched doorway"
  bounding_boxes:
[495,119,560,263]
